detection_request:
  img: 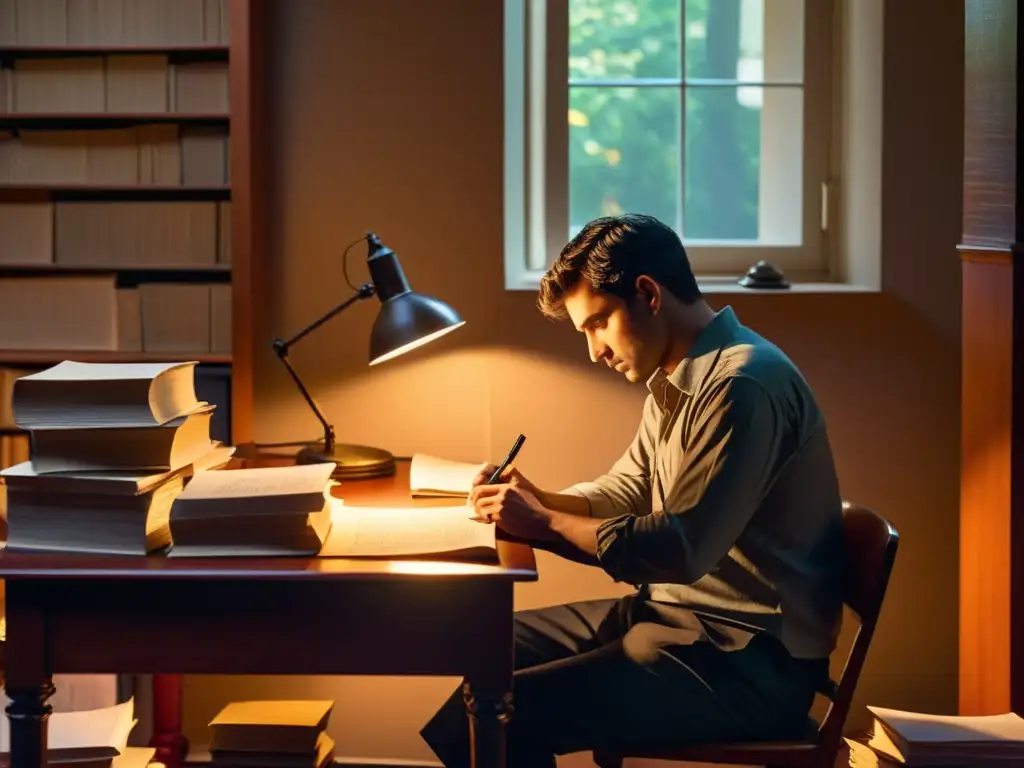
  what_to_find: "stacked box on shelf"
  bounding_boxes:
[0,0,233,380]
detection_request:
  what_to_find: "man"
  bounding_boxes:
[420,213,845,768]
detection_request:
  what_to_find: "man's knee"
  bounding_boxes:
[619,622,682,669]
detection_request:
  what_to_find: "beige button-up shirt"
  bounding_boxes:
[567,307,845,660]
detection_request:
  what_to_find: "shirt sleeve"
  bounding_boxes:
[595,375,790,585]
[560,396,657,518]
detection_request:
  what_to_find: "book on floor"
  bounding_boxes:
[210,732,334,768]
[11,360,205,429]
[856,705,1024,766]
[321,500,497,560]
[167,463,337,557]
[208,700,333,757]
[409,453,486,498]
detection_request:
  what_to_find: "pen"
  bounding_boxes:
[487,433,526,485]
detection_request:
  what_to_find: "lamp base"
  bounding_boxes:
[296,442,396,480]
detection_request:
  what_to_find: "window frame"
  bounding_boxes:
[504,0,837,291]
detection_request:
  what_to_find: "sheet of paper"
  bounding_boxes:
[321,500,495,557]
[410,454,486,495]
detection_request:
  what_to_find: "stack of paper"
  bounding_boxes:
[844,706,1024,766]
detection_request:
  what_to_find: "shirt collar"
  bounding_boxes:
[647,306,743,399]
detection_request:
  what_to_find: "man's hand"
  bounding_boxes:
[470,483,559,542]
[470,463,539,496]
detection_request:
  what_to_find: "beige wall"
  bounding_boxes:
[183,1,964,764]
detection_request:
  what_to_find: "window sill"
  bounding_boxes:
[505,268,880,295]
[697,277,880,295]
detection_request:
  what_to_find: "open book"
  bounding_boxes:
[321,499,496,559]
[409,453,487,498]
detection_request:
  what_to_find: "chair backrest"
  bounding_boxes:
[816,501,899,756]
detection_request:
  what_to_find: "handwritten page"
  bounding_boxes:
[170,465,336,520]
[321,501,496,558]
[177,463,335,501]
[409,454,487,497]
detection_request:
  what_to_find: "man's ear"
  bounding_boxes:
[635,275,661,314]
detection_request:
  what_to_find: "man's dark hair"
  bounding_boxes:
[537,213,701,320]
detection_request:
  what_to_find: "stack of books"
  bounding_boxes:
[0,697,155,768]
[0,360,232,555]
[167,463,336,557]
[844,706,1024,766]
[207,700,335,768]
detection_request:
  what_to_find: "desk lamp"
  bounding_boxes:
[272,231,465,480]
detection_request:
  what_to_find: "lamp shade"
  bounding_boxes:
[365,232,465,365]
[369,292,465,365]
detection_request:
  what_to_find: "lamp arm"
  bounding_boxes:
[271,282,376,451]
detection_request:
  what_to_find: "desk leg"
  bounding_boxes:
[5,681,55,768]
[150,674,188,768]
[5,583,55,768]
[462,682,513,768]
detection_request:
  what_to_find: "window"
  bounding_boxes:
[504,0,835,289]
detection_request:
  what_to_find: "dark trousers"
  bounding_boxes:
[420,595,827,768]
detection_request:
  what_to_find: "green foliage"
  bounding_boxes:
[568,0,761,240]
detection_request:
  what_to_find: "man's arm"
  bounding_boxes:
[543,375,790,584]
[535,490,592,517]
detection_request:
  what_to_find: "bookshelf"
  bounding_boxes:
[0,2,272,764]
[0,0,261,441]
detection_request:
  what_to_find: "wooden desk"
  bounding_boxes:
[0,459,537,768]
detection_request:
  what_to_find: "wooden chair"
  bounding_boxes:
[592,501,899,768]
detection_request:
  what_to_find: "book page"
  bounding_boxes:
[410,454,486,495]
[868,706,1024,743]
[321,501,496,557]
[177,463,335,501]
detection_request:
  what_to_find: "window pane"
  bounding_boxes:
[684,0,804,83]
[683,85,803,243]
[569,0,682,81]
[569,86,682,234]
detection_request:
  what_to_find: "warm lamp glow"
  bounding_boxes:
[384,559,495,575]
[370,321,466,366]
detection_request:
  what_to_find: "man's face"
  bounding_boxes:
[563,282,664,383]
